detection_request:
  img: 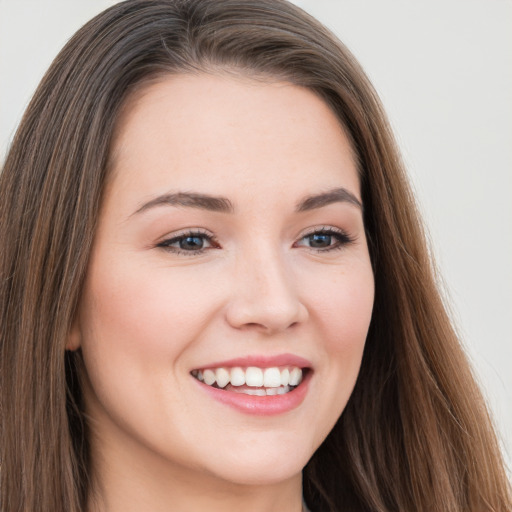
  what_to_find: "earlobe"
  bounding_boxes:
[66,319,82,351]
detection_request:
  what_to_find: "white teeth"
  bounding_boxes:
[230,367,245,386]
[192,365,305,390]
[215,367,230,388]
[243,388,266,396]
[203,369,216,386]
[232,385,291,396]
[289,367,302,386]
[277,385,290,395]
[246,367,263,387]
[263,367,282,388]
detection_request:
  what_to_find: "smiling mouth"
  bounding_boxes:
[191,366,306,396]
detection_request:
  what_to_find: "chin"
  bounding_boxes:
[197,435,314,486]
[208,458,306,487]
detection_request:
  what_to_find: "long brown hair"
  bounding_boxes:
[1,1,510,510]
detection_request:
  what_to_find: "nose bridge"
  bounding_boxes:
[225,240,307,332]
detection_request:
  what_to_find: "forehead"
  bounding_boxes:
[107,73,360,211]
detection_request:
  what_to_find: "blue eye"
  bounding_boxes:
[157,231,215,254]
[307,233,334,248]
[296,228,353,251]
[177,235,207,250]
[158,227,353,255]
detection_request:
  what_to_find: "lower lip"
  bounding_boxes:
[196,371,312,416]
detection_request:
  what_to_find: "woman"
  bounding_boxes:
[0,1,510,511]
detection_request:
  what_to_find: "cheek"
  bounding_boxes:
[80,256,214,352]
[301,258,374,397]
[76,254,224,409]
[76,256,224,448]
[303,259,374,353]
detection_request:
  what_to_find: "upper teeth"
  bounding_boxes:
[192,366,303,388]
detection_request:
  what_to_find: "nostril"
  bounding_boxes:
[225,298,308,333]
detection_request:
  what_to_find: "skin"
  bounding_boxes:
[70,73,375,512]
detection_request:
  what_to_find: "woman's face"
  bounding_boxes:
[73,73,374,487]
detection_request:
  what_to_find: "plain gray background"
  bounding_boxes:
[1,0,510,472]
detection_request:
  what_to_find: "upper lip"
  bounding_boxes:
[193,353,312,370]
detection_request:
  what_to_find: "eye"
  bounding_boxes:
[295,227,354,252]
[157,230,217,255]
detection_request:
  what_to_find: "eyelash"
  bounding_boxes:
[294,226,355,252]
[156,229,219,256]
[156,227,355,256]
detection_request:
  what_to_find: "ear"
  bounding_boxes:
[66,317,82,351]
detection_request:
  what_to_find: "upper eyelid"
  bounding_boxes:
[157,228,213,242]
[298,225,351,239]
[158,225,351,239]
[156,225,354,248]
[154,230,217,252]
[295,226,357,248]
[300,225,343,234]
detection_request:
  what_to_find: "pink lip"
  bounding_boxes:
[192,353,313,416]
[197,373,311,415]
[197,353,312,370]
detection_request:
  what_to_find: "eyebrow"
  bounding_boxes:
[296,187,362,212]
[132,186,362,217]
[133,192,234,215]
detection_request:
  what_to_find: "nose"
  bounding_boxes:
[224,246,308,334]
